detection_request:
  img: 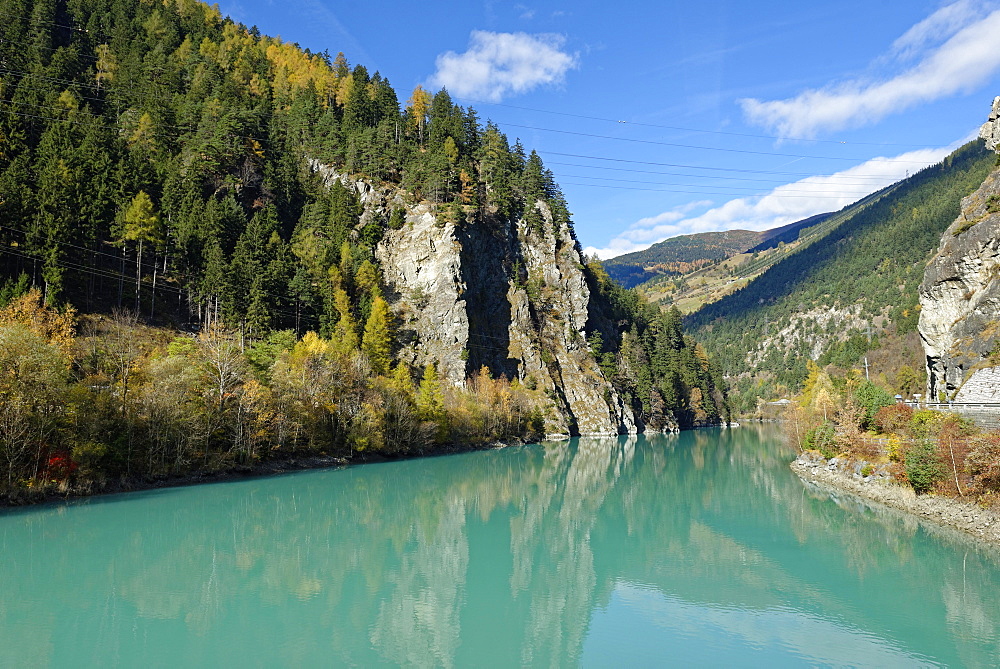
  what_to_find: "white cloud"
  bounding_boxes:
[514,4,536,20]
[740,5,1000,138]
[890,0,981,60]
[590,145,958,260]
[428,31,577,102]
[583,239,651,260]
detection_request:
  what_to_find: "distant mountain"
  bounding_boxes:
[632,195,892,315]
[602,229,769,288]
[601,211,840,289]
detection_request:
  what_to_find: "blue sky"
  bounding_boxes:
[218,0,1000,258]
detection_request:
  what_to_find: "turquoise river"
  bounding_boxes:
[2,426,1000,667]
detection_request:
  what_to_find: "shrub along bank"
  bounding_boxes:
[0,289,545,504]
[785,360,1000,506]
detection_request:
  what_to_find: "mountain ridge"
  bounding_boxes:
[602,211,836,289]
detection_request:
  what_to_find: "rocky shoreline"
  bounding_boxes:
[791,451,1000,549]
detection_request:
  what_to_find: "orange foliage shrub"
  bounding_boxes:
[966,432,1000,494]
[873,403,913,434]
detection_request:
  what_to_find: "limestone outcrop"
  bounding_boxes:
[980,96,1000,152]
[310,161,637,435]
[954,367,1000,403]
[918,100,1000,400]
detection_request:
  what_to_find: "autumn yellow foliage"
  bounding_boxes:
[0,289,75,358]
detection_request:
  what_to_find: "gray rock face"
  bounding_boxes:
[918,109,1000,399]
[954,367,1000,402]
[980,96,1000,152]
[310,161,636,435]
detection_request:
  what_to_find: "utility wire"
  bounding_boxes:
[551,171,891,193]
[0,8,115,41]
[0,95,204,142]
[557,181,874,199]
[501,122,938,164]
[0,102,273,152]
[541,150,941,178]
[458,97,925,148]
[0,58,939,168]
[0,245,307,323]
[544,160,892,184]
[0,38,100,61]
[0,104,202,145]
[0,224,197,280]
[0,245,183,294]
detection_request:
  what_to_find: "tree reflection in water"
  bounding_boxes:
[0,425,998,666]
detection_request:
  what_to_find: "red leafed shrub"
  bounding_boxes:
[966,433,1000,493]
[873,403,913,434]
[44,451,78,480]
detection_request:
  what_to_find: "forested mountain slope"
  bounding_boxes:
[0,0,730,499]
[746,213,833,253]
[685,141,994,412]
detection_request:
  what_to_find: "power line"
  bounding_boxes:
[544,160,892,184]
[0,96,201,139]
[0,245,306,323]
[0,224,198,280]
[0,8,115,41]
[551,171,892,193]
[0,104,198,145]
[0,38,100,61]
[456,96,924,149]
[501,122,936,164]
[541,150,941,178]
[0,70,135,106]
[4,5,922,156]
[0,68,109,94]
[1,65,236,126]
[0,245,183,294]
[0,100,896,202]
[1,63,939,174]
[557,181,873,198]
[0,101,274,153]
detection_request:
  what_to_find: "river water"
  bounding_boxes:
[1,425,999,667]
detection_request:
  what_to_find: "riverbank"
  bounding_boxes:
[0,438,536,508]
[2,423,718,507]
[791,451,1000,548]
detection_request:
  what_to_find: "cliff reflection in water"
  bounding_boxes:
[1,426,999,666]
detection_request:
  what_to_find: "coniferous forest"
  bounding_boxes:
[0,0,726,500]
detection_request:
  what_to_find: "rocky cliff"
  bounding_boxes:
[311,161,638,436]
[918,98,1000,400]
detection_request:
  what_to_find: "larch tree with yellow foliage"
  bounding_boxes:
[362,296,393,376]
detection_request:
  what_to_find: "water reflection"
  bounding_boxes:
[0,426,999,666]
